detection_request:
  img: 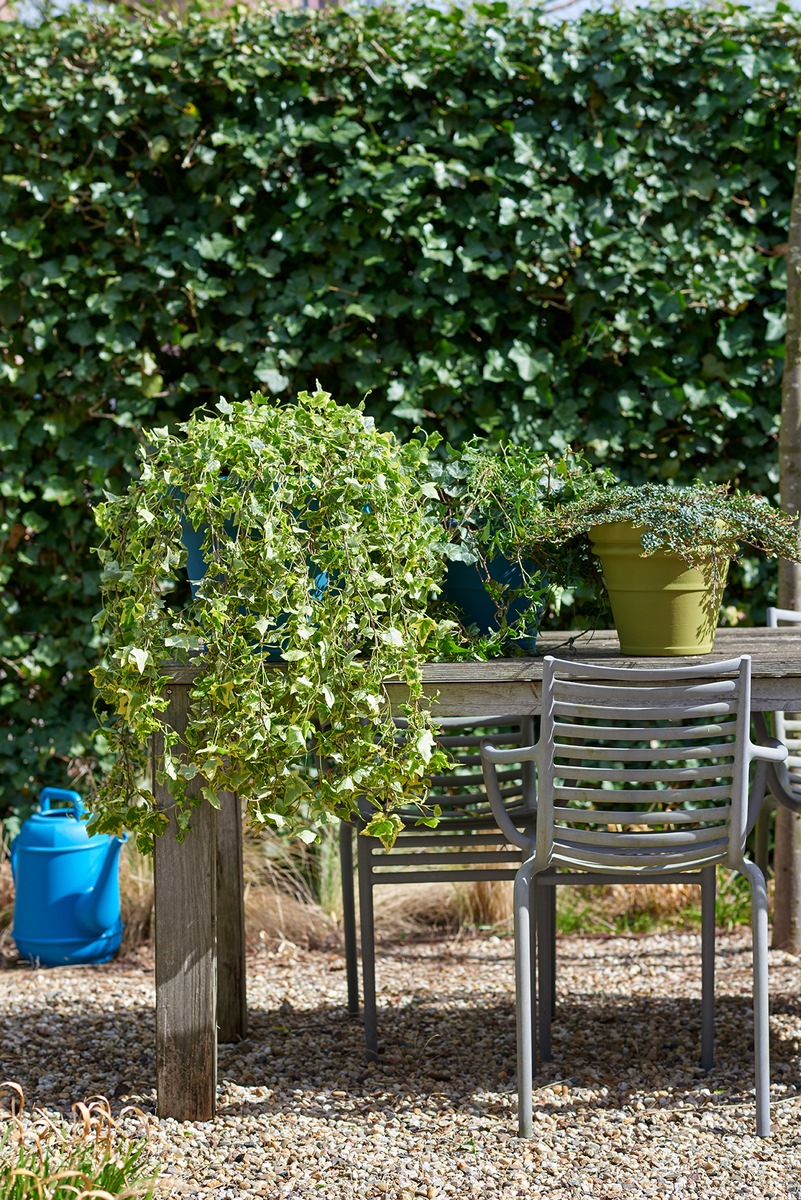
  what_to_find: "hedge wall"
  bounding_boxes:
[1,2,800,809]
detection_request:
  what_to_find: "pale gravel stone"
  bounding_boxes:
[1,930,800,1197]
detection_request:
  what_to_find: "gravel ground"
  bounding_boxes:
[1,929,801,1198]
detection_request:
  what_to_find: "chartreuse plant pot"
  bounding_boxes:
[589,522,727,656]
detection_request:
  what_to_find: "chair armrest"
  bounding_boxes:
[767,758,801,814]
[750,712,789,765]
[751,738,790,765]
[480,739,537,852]
[481,742,538,765]
[751,713,800,813]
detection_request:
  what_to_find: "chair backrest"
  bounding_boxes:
[535,655,753,874]
[396,715,537,817]
[766,607,801,778]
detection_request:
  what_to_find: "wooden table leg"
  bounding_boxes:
[216,791,247,1043]
[153,684,218,1121]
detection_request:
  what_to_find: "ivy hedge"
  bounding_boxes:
[1,1,800,812]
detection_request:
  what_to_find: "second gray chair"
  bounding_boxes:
[752,607,801,875]
[339,714,539,1056]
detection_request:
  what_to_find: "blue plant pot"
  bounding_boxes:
[180,513,213,589]
[179,514,327,661]
[441,557,541,651]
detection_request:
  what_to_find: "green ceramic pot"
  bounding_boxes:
[589,521,727,656]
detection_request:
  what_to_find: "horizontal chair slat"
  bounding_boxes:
[535,869,710,885]
[554,741,736,762]
[553,783,733,804]
[428,769,522,786]
[552,721,736,743]
[429,787,524,805]
[553,825,728,848]
[549,655,744,681]
[436,737,530,751]
[552,804,731,826]
[375,832,524,848]
[553,679,738,702]
[397,716,525,731]
[369,850,523,867]
[359,803,499,820]
[392,819,526,834]
[551,844,728,872]
[371,869,519,884]
[430,753,486,767]
[553,700,738,721]
[554,763,733,783]
[412,807,495,820]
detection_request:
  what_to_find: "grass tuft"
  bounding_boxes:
[0,1084,156,1200]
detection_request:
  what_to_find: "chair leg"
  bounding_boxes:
[357,836,379,1059]
[753,801,773,881]
[549,883,557,1015]
[741,859,771,1137]
[514,862,536,1138]
[536,881,553,1062]
[700,865,716,1071]
[339,820,359,1016]
[530,876,538,1059]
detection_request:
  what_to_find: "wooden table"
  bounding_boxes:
[151,626,801,1120]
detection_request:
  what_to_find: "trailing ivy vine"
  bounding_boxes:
[92,389,450,849]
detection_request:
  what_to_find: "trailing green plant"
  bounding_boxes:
[519,480,801,590]
[91,388,452,850]
[430,441,614,653]
[0,1085,155,1200]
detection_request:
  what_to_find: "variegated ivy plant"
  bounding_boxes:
[91,388,452,851]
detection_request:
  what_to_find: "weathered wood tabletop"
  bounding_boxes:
[151,626,801,1121]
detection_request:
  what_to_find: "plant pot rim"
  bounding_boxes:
[588,520,722,563]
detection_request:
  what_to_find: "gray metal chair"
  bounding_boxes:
[752,608,801,872]
[481,655,786,1138]
[339,715,539,1056]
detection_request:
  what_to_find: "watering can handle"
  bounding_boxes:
[39,788,85,820]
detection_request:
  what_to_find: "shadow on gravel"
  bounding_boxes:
[1,959,799,1128]
[220,991,799,1122]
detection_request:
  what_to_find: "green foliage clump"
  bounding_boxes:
[92,388,450,848]
[430,442,611,651]
[2,1,801,812]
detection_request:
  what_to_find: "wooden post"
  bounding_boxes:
[776,132,801,954]
[153,683,218,1121]
[216,791,248,1043]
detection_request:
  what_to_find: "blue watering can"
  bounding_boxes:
[10,788,127,967]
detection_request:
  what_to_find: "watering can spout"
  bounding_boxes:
[75,833,128,936]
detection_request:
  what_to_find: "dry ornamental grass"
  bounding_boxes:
[0,1084,156,1199]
